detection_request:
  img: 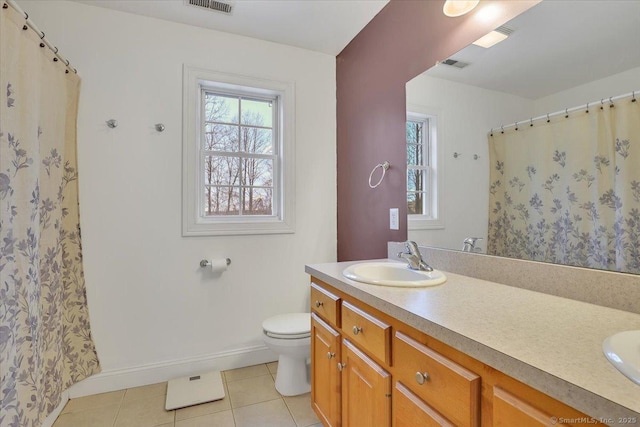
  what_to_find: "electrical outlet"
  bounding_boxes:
[390,208,399,230]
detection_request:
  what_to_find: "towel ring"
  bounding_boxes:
[369,161,390,189]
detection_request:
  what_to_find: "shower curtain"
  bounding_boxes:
[488,97,640,273]
[1,5,100,427]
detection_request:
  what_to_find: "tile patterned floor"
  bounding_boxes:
[53,362,322,427]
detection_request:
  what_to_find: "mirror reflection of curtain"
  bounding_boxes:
[0,6,100,426]
[488,98,640,273]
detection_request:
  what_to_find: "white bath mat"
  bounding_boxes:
[165,371,225,410]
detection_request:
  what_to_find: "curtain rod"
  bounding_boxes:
[3,0,77,74]
[490,89,639,135]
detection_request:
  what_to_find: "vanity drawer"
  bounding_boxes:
[394,331,480,427]
[341,301,391,364]
[310,282,341,327]
[393,382,454,427]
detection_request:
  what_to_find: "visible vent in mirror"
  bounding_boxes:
[441,59,469,69]
[185,0,234,14]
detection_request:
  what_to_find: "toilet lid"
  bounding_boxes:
[263,313,310,339]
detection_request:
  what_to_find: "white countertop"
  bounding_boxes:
[306,259,640,424]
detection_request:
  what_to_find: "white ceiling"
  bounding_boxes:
[425,0,640,99]
[68,0,389,55]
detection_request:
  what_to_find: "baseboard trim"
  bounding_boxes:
[68,345,277,398]
[43,389,69,427]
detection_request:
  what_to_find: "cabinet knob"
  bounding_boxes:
[415,371,430,385]
[337,362,346,372]
[352,326,362,335]
[327,352,335,360]
[315,300,323,308]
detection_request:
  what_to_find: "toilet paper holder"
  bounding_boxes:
[200,258,231,268]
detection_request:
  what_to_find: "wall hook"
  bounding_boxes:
[106,119,118,129]
[155,123,165,132]
[473,154,480,160]
[453,152,462,159]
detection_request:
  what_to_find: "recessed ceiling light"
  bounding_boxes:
[472,31,508,48]
[472,27,512,48]
[443,0,480,17]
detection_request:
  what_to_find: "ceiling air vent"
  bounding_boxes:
[441,59,469,69]
[495,25,514,36]
[185,0,235,15]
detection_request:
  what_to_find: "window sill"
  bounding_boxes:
[408,217,445,231]
[182,218,295,237]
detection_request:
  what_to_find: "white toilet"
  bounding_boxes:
[262,312,311,396]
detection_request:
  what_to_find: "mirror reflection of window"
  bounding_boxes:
[406,111,442,231]
[406,113,429,216]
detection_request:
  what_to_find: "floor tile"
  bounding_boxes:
[123,382,167,404]
[62,390,125,414]
[175,382,231,421]
[284,393,319,427]
[53,403,120,427]
[115,393,175,427]
[233,399,296,427]
[227,374,281,408]
[266,361,278,374]
[223,364,270,382]
[175,410,235,427]
[154,424,175,427]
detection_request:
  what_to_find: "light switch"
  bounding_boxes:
[390,208,399,230]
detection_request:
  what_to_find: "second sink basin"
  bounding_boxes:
[603,330,640,385]
[342,261,446,287]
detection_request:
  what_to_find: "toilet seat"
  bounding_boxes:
[262,313,310,340]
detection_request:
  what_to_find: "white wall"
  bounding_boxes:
[20,1,336,395]
[406,74,532,251]
[534,66,640,115]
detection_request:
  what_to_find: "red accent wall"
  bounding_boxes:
[336,0,538,261]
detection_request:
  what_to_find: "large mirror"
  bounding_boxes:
[406,0,640,273]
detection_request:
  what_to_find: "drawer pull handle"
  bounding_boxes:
[352,326,362,335]
[415,371,430,385]
[338,362,346,372]
[314,300,324,308]
[327,352,335,360]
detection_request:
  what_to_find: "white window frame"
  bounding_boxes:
[406,105,444,230]
[182,65,295,236]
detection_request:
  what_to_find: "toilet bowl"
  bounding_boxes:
[262,313,311,396]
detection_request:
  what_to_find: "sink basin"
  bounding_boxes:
[603,330,640,385]
[342,261,446,287]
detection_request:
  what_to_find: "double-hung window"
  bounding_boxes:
[406,111,443,229]
[183,66,295,236]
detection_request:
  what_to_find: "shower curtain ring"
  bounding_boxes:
[546,114,550,123]
[530,118,533,127]
[565,108,569,118]
[600,99,604,110]
[585,102,589,113]
[609,97,614,108]
[633,91,637,103]
[501,125,504,134]
[40,31,45,39]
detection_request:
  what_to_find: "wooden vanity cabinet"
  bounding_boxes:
[341,339,391,427]
[311,313,342,426]
[310,278,602,427]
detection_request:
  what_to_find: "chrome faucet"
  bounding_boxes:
[462,237,483,252]
[398,241,433,271]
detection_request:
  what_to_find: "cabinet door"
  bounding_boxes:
[341,339,391,427]
[312,313,342,427]
[393,382,454,427]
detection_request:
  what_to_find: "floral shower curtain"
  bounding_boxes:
[1,5,100,427]
[488,97,640,273]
